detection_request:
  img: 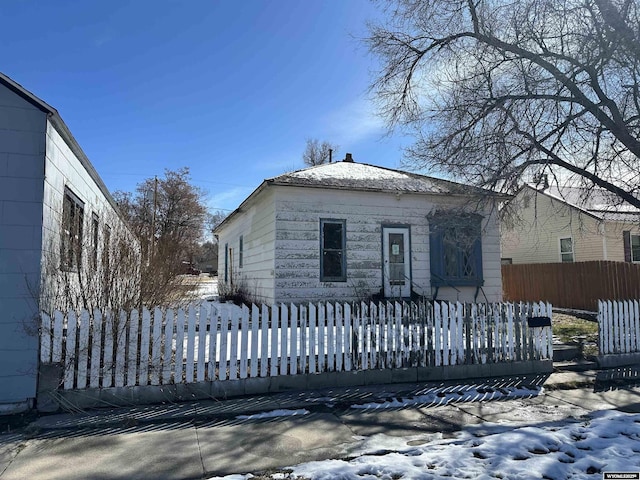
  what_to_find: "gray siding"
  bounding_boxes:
[0,83,46,405]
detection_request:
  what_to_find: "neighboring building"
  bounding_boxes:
[501,184,640,264]
[214,154,504,305]
[0,72,138,413]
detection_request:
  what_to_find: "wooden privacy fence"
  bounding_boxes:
[503,261,640,311]
[598,299,640,355]
[40,301,553,391]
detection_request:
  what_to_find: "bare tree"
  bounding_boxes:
[302,138,339,166]
[114,167,209,305]
[366,0,640,208]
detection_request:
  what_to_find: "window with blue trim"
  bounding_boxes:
[320,219,346,282]
[429,214,483,287]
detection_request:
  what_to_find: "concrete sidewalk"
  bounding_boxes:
[1,367,639,480]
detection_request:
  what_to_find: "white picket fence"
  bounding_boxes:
[40,301,553,391]
[598,299,640,355]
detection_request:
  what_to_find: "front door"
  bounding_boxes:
[383,227,411,298]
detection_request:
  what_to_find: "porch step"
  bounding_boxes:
[553,344,581,362]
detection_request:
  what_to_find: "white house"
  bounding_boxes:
[0,72,138,413]
[214,155,504,305]
[502,184,640,264]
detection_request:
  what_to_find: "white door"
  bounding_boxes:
[383,227,411,298]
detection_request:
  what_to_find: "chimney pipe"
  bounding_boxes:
[343,153,353,163]
[329,148,333,163]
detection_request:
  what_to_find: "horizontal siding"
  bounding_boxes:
[216,189,276,303]
[273,186,501,304]
[502,188,604,264]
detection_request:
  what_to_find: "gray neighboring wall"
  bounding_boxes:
[0,80,47,409]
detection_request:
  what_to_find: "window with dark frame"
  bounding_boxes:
[61,187,85,270]
[632,234,640,263]
[429,214,483,287]
[320,219,346,282]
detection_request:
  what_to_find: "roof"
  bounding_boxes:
[215,159,503,232]
[0,72,121,213]
[522,184,640,222]
[267,161,482,194]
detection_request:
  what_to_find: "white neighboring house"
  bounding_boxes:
[0,72,139,413]
[214,155,504,305]
[502,184,640,264]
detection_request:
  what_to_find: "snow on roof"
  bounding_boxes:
[267,161,484,195]
[543,185,640,215]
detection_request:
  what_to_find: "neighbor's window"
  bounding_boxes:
[559,237,574,262]
[429,214,483,287]
[632,234,640,263]
[61,187,84,270]
[320,219,346,282]
[239,235,244,269]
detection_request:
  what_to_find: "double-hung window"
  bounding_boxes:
[429,214,483,287]
[624,231,640,263]
[320,219,346,282]
[559,237,574,262]
[61,187,84,271]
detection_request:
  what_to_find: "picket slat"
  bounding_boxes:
[139,308,151,386]
[150,307,163,386]
[163,309,175,384]
[250,304,259,378]
[260,304,269,377]
[344,303,352,371]
[318,303,326,372]
[174,308,185,383]
[126,310,139,387]
[335,304,343,372]
[77,309,90,388]
[102,311,115,388]
[240,305,249,379]
[309,303,317,374]
[197,304,208,382]
[327,303,335,372]
[300,305,308,374]
[208,308,219,381]
[280,304,289,376]
[229,314,239,380]
[63,311,78,389]
[290,304,298,375]
[114,310,128,387]
[270,306,279,377]
[185,306,197,383]
[90,309,103,388]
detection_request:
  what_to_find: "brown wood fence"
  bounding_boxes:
[502,261,640,311]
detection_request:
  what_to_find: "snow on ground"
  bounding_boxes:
[208,410,640,480]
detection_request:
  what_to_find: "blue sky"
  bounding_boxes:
[2,1,411,213]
